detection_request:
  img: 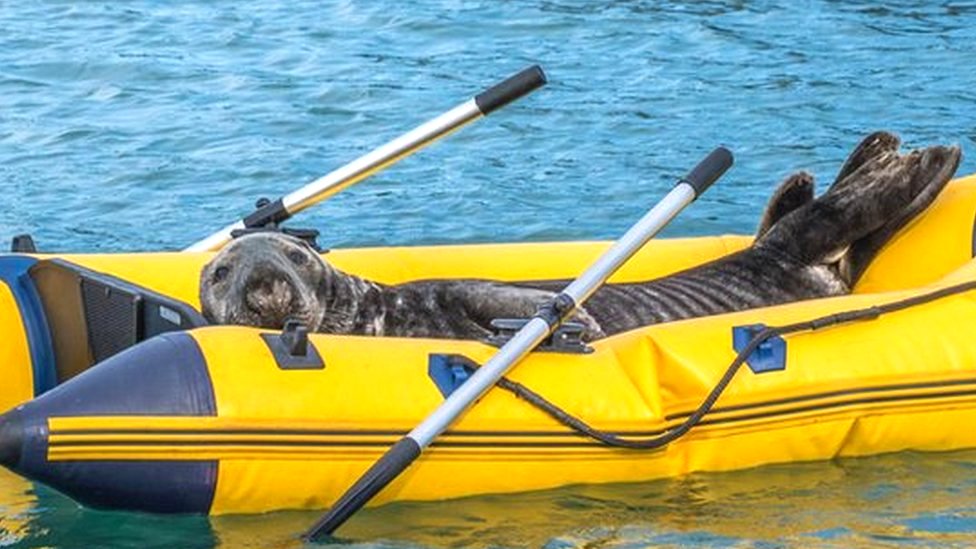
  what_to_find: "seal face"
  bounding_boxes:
[200,132,961,341]
[199,233,329,330]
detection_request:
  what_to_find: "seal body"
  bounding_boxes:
[200,234,605,339]
[200,132,961,341]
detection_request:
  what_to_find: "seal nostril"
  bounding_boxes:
[245,273,266,292]
[245,276,280,298]
[274,279,294,302]
[244,275,296,317]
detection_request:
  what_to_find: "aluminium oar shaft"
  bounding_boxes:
[410,185,699,446]
[304,146,733,541]
[560,145,732,308]
[284,102,479,214]
[185,65,547,252]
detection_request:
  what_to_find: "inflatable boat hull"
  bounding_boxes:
[0,176,975,515]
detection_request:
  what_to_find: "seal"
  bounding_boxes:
[199,132,961,341]
[199,230,606,339]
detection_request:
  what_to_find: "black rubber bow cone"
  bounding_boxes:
[0,408,24,470]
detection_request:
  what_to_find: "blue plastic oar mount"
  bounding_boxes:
[732,323,787,374]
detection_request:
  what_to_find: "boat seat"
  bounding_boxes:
[29,258,208,383]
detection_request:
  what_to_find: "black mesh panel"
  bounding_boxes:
[80,278,141,363]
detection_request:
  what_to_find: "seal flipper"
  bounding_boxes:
[754,132,902,260]
[756,142,902,264]
[756,172,815,238]
[840,144,962,286]
[759,140,960,279]
[831,131,901,190]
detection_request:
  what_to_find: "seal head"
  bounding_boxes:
[200,233,330,330]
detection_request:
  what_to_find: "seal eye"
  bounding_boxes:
[212,266,230,283]
[288,250,308,266]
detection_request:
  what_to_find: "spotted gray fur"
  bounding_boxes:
[200,233,605,339]
[200,132,961,341]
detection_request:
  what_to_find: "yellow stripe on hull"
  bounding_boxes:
[43,398,976,513]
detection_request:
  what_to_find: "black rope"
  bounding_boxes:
[491,278,976,450]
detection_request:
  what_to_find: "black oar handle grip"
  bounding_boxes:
[474,65,547,115]
[679,146,733,197]
[304,437,422,541]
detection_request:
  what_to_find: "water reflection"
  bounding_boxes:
[197,450,976,547]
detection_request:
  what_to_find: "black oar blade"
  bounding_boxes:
[303,437,421,542]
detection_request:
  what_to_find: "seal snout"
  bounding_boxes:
[243,268,297,327]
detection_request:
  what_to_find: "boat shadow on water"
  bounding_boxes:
[326,450,976,547]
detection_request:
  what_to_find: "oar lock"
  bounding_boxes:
[260,318,325,370]
[732,323,787,374]
[259,314,590,375]
[230,197,327,252]
[486,318,593,354]
[10,234,38,253]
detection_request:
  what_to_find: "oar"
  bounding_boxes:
[303,146,734,541]
[184,65,548,252]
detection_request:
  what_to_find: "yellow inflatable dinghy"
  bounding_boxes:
[0,175,974,515]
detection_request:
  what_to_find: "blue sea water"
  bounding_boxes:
[2,1,976,547]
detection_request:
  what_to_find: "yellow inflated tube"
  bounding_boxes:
[0,283,33,412]
[17,261,976,515]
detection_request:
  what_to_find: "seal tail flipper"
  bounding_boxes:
[840,144,962,286]
[756,172,815,238]
[756,141,901,262]
[755,132,897,246]
[758,140,959,270]
[831,131,902,190]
